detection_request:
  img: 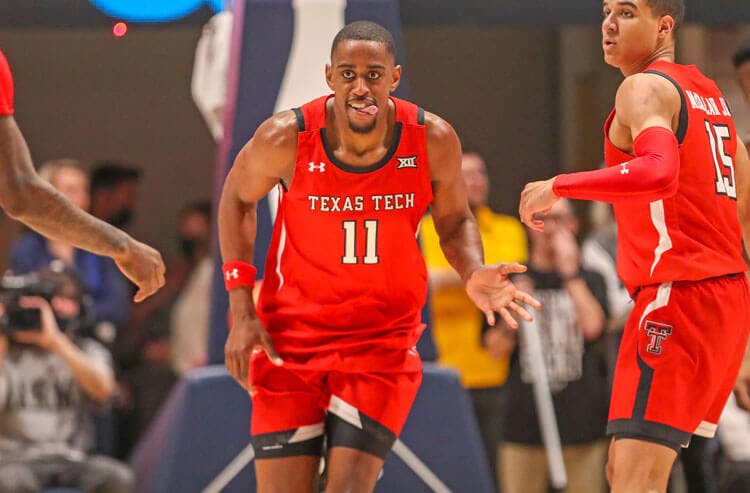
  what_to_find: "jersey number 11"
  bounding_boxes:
[342,220,379,265]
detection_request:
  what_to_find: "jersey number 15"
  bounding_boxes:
[705,120,736,200]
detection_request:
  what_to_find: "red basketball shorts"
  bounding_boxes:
[607,273,750,450]
[248,344,422,459]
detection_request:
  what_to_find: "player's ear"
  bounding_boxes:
[325,64,334,91]
[657,15,675,38]
[390,65,402,93]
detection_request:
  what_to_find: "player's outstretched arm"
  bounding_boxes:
[0,116,165,302]
[425,112,540,328]
[219,111,296,390]
[520,74,681,230]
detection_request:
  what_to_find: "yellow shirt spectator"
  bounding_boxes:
[421,205,527,388]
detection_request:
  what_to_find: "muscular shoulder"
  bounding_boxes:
[424,111,458,146]
[614,72,681,128]
[424,112,461,175]
[234,110,298,184]
[252,110,299,150]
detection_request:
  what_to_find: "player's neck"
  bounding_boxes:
[621,46,675,77]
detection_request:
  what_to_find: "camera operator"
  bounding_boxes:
[0,267,134,493]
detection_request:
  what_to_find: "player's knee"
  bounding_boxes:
[324,469,379,493]
[605,458,614,487]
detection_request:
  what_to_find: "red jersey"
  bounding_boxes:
[0,50,14,115]
[605,61,746,292]
[257,95,433,353]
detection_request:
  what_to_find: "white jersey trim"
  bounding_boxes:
[638,281,673,331]
[695,420,718,438]
[328,395,363,429]
[275,219,287,290]
[649,200,673,277]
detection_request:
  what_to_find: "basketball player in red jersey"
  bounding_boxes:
[0,49,165,301]
[219,21,540,493]
[519,1,750,492]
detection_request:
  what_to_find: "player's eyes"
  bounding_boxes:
[621,10,633,18]
[368,72,381,80]
[342,70,354,79]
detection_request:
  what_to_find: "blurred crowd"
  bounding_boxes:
[0,158,213,491]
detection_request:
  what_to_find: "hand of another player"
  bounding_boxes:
[465,263,542,329]
[114,237,166,302]
[224,312,282,395]
[519,178,559,231]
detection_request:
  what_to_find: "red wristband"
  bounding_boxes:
[222,261,257,291]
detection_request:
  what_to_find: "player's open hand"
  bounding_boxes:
[115,237,166,302]
[519,178,559,231]
[225,311,282,394]
[465,263,542,328]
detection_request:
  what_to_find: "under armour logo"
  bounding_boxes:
[397,156,418,169]
[644,320,672,355]
[620,162,630,175]
[225,269,239,281]
[308,162,326,173]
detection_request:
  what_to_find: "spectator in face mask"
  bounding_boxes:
[89,162,141,231]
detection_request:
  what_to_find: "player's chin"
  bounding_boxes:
[602,53,621,68]
[347,118,377,134]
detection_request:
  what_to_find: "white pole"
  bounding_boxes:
[522,310,567,490]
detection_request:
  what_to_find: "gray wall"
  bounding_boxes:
[0,27,216,268]
[403,27,558,216]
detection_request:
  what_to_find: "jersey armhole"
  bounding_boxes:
[417,107,425,125]
[292,107,305,132]
[643,70,688,144]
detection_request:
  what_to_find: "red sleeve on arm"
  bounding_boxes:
[552,126,679,204]
[0,50,15,116]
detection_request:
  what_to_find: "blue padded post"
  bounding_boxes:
[130,366,255,492]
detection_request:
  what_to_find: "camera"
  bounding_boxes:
[0,272,58,334]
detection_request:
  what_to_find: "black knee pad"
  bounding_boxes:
[326,411,396,459]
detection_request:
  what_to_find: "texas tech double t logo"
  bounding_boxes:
[644,320,673,355]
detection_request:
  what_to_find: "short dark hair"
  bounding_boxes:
[645,0,685,31]
[733,39,750,69]
[89,161,141,192]
[330,21,396,60]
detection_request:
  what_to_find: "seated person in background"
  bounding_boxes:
[9,159,129,345]
[169,200,213,376]
[0,266,134,493]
